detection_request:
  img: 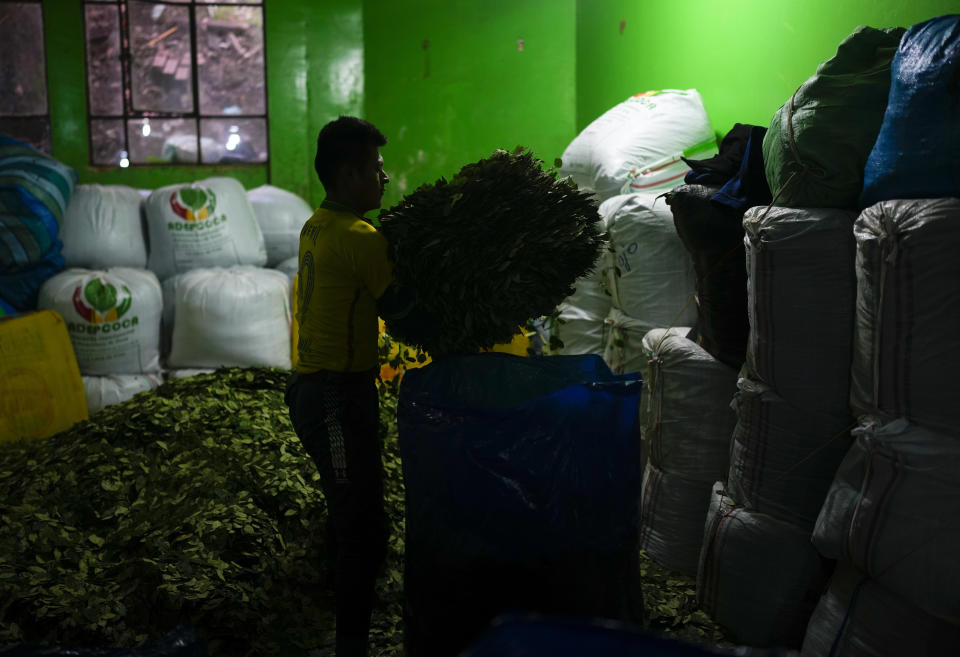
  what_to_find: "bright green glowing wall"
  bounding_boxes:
[576,0,959,137]
[362,0,577,213]
[42,0,363,206]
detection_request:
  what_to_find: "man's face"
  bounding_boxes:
[347,148,389,214]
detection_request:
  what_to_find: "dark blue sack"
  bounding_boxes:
[0,238,64,310]
[398,353,643,657]
[860,15,960,207]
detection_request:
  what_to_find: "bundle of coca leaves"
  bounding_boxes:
[378,148,603,355]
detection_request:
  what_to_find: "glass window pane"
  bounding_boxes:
[196,5,265,115]
[85,3,124,116]
[0,3,48,116]
[90,118,125,165]
[197,0,262,4]
[200,118,266,164]
[128,1,194,113]
[129,117,199,164]
[0,118,51,154]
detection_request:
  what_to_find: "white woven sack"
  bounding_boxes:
[83,373,163,415]
[639,461,712,577]
[639,328,737,482]
[247,185,313,266]
[812,417,960,625]
[728,377,854,531]
[167,266,291,369]
[550,247,614,356]
[38,267,162,375]
[602,310,690,376]
[602,193,696,328]
[743,205,857,415]
[165,369,216,379]
[619,140,719,196]
[850,198,960,432]
[61,185,147,269]
[697,483,827,648]
[801,563,960,657]
[274,255,299,283]
[145,177,267,280]
[559,89,716,202]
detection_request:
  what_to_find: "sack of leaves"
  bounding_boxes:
[377,148,604,356]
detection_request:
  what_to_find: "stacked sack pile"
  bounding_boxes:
[552,90,715,357]
[695,24,917,650]
[804,15,960,656]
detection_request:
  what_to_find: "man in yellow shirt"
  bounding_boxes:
[286,116,406,657]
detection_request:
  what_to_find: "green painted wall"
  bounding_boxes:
[362,0,577,213]
[575,0,959,137]
[42,0,363,206]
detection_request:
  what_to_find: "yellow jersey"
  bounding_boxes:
[295,202,393,373]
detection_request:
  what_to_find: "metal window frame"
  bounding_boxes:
[0,0,52,153]
[82,0,269,168]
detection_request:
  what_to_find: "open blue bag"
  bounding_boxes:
[398,353,643,657]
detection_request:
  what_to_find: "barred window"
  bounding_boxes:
[84,0,267,167]
[0,1,51,152]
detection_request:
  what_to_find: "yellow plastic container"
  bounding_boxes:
[0,310,88,442]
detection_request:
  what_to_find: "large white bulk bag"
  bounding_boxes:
[38,268,162,375]
[145,177,267,280]
[602,193,696,328]
[743,206,857,415]
[728,377,854,531]
[639,461,712,576]
[550,247,614,356]
[60,185,147,270]
[639,328,737,481]
[602,311,690,377]
[850,198,960,433]
[247,185,313,266]
[274,255,299,284]
[166,369,216,379]
[802,563,960,657]
[698,483,828,648]
[83,373,163,415]
[167,266,291,369]
[560,89,716,202]
[812,417,960,625]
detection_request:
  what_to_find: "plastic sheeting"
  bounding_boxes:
[727,377,854,531]
[762,26,904,209]
[812,417,960,625]
[82,373,163,416]
[246,184,313,266]
[801,562,960,657]
[698,484,828,649]
[602,193,696,329]
[398,353,643,657]
[560,89,716,202]
[166,266,291,370]
[743,206,857,416]
[550,245,614,356]
[861,15,960,207]
[640,462,713,577]
[60,185,147,270]
[144,177,266,281]
[38,268,162,375]
[665,184,749,369]
[850,198,960,433]
[639,328,737,481]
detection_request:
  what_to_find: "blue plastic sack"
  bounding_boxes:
[0,623,207,657]
[0,296,14,317]
[0,238,64,310]
[398,353,643,657]
[860,14,960,207]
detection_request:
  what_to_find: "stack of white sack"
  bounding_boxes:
[38,267,164,415]
[600,193,696,374]
[163,266,291,370]
[60,185,148,270]
[247,184,313,268]
[559,89,717,203]
[549,243,614,357]
[637,328,737,575]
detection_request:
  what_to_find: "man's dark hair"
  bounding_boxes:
[314,116,387,189]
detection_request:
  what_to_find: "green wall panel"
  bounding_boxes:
[575,0,959,137]
[362,0,576,213]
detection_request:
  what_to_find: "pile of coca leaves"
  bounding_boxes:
[0,367,728,656]
[377,148,604,356]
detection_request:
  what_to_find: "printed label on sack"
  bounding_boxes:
[167,187,232,269]
[67,278,143,371]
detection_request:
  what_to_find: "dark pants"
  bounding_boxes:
[286,369,388,657]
